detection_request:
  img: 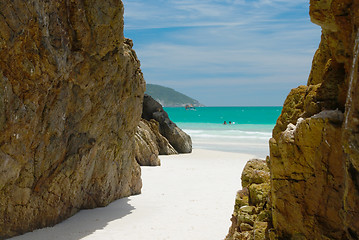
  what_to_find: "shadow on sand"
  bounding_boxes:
[10,197,135,240]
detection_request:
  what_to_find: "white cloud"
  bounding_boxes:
[123,0,310,29]
[122,0,321,106]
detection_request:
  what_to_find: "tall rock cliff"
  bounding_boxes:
[0,1,145,238]
[270,0,359,239]
[226,1,359,239]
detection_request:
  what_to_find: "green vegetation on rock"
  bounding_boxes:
[145,84,203,107]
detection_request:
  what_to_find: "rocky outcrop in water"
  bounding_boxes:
[142,94,192,154]
[0,1,145,238]
[269,0,359,239]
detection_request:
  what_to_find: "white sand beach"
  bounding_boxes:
[10,149,255,240]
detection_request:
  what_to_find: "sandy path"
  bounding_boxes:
[10,149,254,240]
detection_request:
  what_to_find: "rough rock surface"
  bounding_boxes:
[142,94,192,154]
[134,119,177,166]
[0,1,145,238]
[226,159,271,240]
[227,1,359,239]
[269,0,359,239]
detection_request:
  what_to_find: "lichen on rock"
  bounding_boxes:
[226,159,271,240]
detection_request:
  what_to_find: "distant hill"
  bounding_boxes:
[145,84,203,107]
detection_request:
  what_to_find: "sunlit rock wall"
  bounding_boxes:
[0,1,145,238]
[270,0,359,239]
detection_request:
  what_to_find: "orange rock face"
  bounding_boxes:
[0,1,145,238]
[270,0,359,239]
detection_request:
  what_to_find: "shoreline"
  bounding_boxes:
[10,148,255,240]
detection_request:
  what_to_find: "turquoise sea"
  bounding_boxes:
[164,107,282,158]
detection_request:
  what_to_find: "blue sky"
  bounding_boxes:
[122,0,321,106]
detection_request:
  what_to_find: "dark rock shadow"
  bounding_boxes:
[9,197,135,240]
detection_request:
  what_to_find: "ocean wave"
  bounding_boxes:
[183,129,272,136]
[221,130,272,136]
[190,133,271,140]
[184,130,272,139]
[183,129,204,134]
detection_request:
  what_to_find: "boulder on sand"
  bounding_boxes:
[142,94,192,154]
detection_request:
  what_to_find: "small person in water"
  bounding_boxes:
[224,121,227,125]
[229,121,232,124]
